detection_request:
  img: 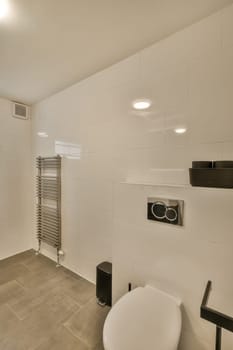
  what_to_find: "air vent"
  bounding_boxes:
[12,102,30,120]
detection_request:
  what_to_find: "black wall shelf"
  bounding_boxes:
[190,168,233,188]
[200,281,233,350]
[190,160,233,189]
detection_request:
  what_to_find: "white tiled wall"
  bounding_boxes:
[32,5,233,349]
[0,98,32,259]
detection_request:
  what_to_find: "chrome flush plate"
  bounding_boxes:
[147,197,184,226]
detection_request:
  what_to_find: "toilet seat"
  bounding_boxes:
[103,285,182,350]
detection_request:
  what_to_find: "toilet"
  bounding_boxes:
[103,285,182,350]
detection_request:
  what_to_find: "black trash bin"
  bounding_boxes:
[96,261,112,306]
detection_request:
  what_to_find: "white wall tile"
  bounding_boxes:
[221,5,233,48]
[0,98,32,259]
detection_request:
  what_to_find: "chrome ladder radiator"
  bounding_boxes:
[36,156,62,266]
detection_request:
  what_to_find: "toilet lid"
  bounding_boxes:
[103,286,182,350]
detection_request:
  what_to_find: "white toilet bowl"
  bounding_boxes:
[103,285,182,350]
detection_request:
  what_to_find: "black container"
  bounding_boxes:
[214,161,233,168]
[96,261,112,306]
[192,161,213,168]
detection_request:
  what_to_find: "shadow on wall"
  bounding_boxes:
[179,304,214,350]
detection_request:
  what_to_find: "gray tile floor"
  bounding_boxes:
[0,250,109,350]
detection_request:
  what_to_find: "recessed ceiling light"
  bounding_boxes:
[132,99,151,110]
[0,0,9,19]
[174,128,187,134]
[37,132,48,138]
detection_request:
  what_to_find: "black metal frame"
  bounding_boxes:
[201,281,233,350]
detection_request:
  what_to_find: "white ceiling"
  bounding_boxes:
[0,0,232,105]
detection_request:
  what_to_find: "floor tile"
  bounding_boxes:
[8,283,64,320]
[0,250,34,268]
[62,276,95,306]
[2,303,68,350]
[64,299,109,348]
[16,264,58,290]
[0,263,30,286]
[92,341,105,350]
[35,326,89,350]
[0,335,27,350]
[0,304,21,340]
[0,280,26,305]
[45,290,80,323]
[22,253,57,273]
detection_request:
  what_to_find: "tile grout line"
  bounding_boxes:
[63,296,107,349]
[63,323,94,349]
[5,302,23,321]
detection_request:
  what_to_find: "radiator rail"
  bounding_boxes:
[36,155,62,266]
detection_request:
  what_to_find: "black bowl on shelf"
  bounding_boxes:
[192,161,213,169]
[214,161,233,168]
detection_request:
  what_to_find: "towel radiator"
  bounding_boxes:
[36,156,62,266]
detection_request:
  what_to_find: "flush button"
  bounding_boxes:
[151,201,166,219]
[166,207,178,222]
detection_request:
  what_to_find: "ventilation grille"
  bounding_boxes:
[12,102,30,120]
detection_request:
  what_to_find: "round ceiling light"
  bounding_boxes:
[174,128,187,134]
[132,99,151,110]
[37,132,48,138]
[0,0,9,19]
